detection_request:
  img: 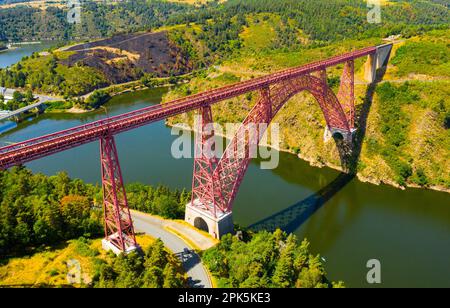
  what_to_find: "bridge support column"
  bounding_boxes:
[364,45,393,84]
[376,44,393,70]
[100,133,138,255]
[338,60,355,129]
[191,105,220,216]
[187,106,233,239]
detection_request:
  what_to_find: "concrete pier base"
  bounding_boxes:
[101,233,140,255]
[185,200,234,239]
[323,126,333,142]
[324,126,357,143]
[364,54,377,83]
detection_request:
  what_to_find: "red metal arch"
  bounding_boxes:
[205,74,352,215]
[270,74,350,131]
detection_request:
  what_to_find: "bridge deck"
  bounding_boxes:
[0,46,379,169]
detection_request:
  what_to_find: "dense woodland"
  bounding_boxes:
[0,167,188,258]
[92,238,185,288]
[0,167,188,287]
[0,167,102,257]
[203,230,344,288]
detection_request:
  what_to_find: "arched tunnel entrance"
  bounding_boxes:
[194,217,209,233]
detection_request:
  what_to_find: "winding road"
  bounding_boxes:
[130,211,213,288]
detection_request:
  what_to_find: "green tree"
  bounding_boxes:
[24,89,34,103]
[162,264,183,288]
[272,234,296,288]
[12,91,24,102]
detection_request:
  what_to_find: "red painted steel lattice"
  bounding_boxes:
[191,106,225,216]
[100,133,136,251]
[0,46,381,240]
[338,60,355,129]
[207,73,351,214]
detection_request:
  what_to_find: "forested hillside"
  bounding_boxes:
[0,31,196,97]
[0,0,448,42]
[0,166,190,257]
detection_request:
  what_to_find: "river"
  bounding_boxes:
[0,42,57,69]
[1,48,449,288]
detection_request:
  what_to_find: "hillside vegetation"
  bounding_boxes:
[0,236,185,288]
[0,166,191,258]
[0,31,196,97]
[0,0,448,42]
[203,230,345,288]
[0,167,190,288]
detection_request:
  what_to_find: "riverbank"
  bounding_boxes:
[43,73,194,115]
[170,122,450,194]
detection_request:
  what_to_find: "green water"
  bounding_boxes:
[0,42,58,68]
[0,88,448,287]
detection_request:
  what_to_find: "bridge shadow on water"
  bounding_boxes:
[249,66,388,234]
[249,173,354,233]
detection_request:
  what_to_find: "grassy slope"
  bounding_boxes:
[164,15,449,191]
[0,235,157,287]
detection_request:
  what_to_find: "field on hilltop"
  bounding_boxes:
[0,235,186,288]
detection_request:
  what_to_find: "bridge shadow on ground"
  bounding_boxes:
[336,66,388,173]
[174,249,205,288]
[249,66,388,234]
